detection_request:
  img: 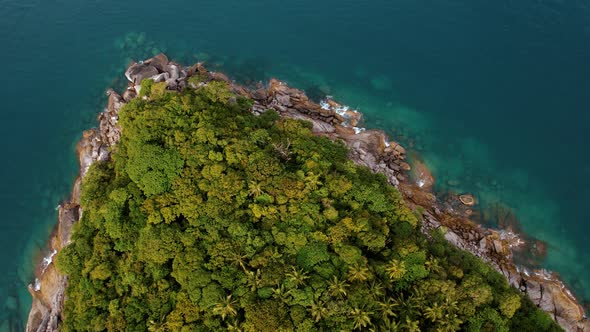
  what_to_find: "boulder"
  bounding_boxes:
[150,72,170,83]
[106,89,124,114]
[444,231,464,248]
[459,194,476,206]
[211,72,230,83]
[343,110,362,127]
[334,125,356,136]
[122,88,136,102]
[144,53,169,72]
[393,143,406,155]
[399,161,411,171]
[251,88,268,101]
[125,63,158,84]
[165,78,178,90]
[411,158,435,190]
[165,63,180,80]
[276,94,292,106]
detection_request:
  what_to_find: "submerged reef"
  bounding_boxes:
[26,53,588,331]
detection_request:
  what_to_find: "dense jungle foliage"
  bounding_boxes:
[56,80,561,331]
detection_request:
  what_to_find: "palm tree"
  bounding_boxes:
[309,299,330,322]
[442,297,459,315]
[286,266,309,288]
[378,317,402,331]
[272,284,292,305]
[424,258,443,274]
[347,263,371,283]
[327,276,349,299]
[423,303,443,323]
[368,281,385,300]
[248,181,263,198]
[394,294,421,321]
[349,307,373,330]
[272,138,291,160]
[304,172,322,190]
[227,318,244,332]
[385,259,406,281]
[376,297,398,320]
[437,312,462,332]
[402,317,421,332]
[246,269,262,292]
[230,251,248,272]
[213,295,238,321]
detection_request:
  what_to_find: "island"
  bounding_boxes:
[26,54,589,331]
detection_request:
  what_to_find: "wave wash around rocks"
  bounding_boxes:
[26,53,588,332]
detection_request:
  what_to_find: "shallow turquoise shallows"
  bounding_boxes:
[1,0,589,328]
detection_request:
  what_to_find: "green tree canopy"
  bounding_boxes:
[56,79,561,331]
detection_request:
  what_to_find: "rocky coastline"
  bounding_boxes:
[26,54,589,332]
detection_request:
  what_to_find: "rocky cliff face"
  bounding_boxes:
[25,89,126,332]
[26,54,588,332]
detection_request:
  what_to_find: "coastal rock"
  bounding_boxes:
[211,71,230,83]
[145,53,169,72]
[459,194,476,206]
[122,87,137,102]
[150,72,170,83]
[410,157,435,190]
[76,129,100,178]
[344,110,361,127]
[165,63,180,80]
[444,230,470,251]
[276,94,292,106]
[166,78,178,90]
[26,186,81,332]
[27,76,128,332]
[57,203,79,247]
[399,161,411,171]
[251,88,267,101]
[334,125,356,136]
[125,63,159,84]
[481,202,520,232]
[526,277,590,331]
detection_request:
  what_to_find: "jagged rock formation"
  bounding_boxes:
[25,90,126,332]
[26,54,589,332]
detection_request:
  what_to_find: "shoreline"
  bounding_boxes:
[26,53,589,332]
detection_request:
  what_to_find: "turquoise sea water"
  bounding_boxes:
[1,0,589,328]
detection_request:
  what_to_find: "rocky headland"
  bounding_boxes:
[26,54,589,332]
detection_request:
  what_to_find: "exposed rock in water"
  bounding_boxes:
[459,193,476,206]
[144,53,169,72]
[125,62,158,84]
[409,154,435,190]
[482,201,520,231]
[26,53,589,332]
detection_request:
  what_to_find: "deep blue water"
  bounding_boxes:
[1,0,589,328]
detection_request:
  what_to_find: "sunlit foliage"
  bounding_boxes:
[56,80,561,331]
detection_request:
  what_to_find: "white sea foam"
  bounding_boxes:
[319,99,361,127]
[42,249,57,272]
